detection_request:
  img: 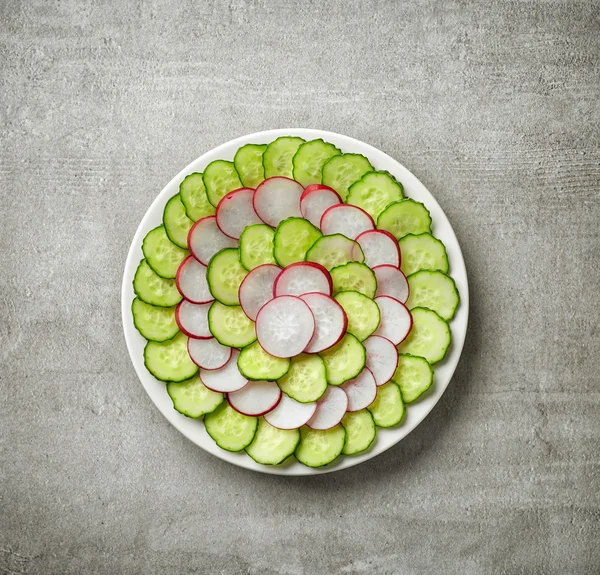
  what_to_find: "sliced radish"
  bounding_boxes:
[373,265,409,303]
[300,185,342,228]
[176,256,213,304]
[273,262,332,297]
[187,337,232,370]
[253,177,303,227]
[227,380,282,416]
[373,296,413,345]
[306,386,348,430]
[175,300,212,339]
[355,230,401,268]
[200,350,248,393]
[300,293,347,353]
[188,216,237,266]
[255,296,315,358]
[216,188,262,240]
[263,394,317,430]
[363,335,399,386]
[341,368,377,411]
[319,204,375,239]
[238,264,280,321]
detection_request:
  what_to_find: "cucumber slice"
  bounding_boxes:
[341,410,376,455]
[132,297,179,342]
[237,341,290,381]
[208,302,257,348]
[397,307,450,364]
[239,224,276,271]
[319,333,366,386]
[377,199,432,240]
[234,143,267,188]
[368,381,405,427]
[144,332,198,382]
[277,353,328,403]
[273,217,322,267]
[347,171,404,220]
[142,226,189,279]
[321,153,374,201]
[262,136,305,179]
[133,259,182,307]
[163,194,194,249]
[292,139,341,187]
[406,270,460,320]
[167,375,224,418]
[295,424,346,467]
[245,418,300,465]
[179,172,216,222]
[334,291,380,342]
[305,234,364,271]
[399,233,449,276]
[204,402,258,452]
[203,160,243,207]
[206,248,248,306]
[330,262,377,298]
[393,354,433,403]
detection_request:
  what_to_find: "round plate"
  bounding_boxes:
[121,129,469,476]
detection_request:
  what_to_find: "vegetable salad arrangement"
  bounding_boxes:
[132,137,459,468]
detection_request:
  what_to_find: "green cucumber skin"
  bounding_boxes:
[394,354,434,403]
[131,298,179,342]
[133,259,182,308]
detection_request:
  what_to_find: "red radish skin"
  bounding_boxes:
[273,262,332,297]
[300,292,348,353]
[253,177,304,227]
[227,380,282,416]
[355,229,401,268]
[263,394,317,430]
[176,256,214,304]
[319,204,375,239]
[363,335,399,386]
[373,265,410,303]
[373,296,413,345]
[238,264,281,321]
[200,350,248,393]
[187,337,232,370]
[300,185,343,228]
[175,300,212,339]
[341,368,377,411]
[188,216,237,266]
[306,386,349,430]
[215,188,262,240]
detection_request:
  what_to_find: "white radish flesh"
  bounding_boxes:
[238,264,280,321]
[175,300,212,339]
[176,256,213,304]
[263,394,317,430]
[253,177,304,227]
[356,230,400,268]
[228,380,282,416]
[373,296,413,345]
[341,368,377,411]
[200,350,248,393]
[306,386,348,430]
[319,204,375,239]
[216,188,262,240]
[188,216,237,265]
[273,262,332,297]
[373,265,410,303]
[363,335,399,386]
[300,185,342,228]
[187,337,232,370]
[300,293,347,353]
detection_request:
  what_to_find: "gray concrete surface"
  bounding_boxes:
[1,0,599,573]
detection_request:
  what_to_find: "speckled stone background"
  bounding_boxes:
[1,1,599,573]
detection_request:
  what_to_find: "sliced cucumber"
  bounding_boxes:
[347,171,404,220]
[393,354,433,403]
[319,333,366,386]
[406,270,459,320]
[208,302,257,348]
[237,341,290,381]
[295,424,346,467]
[399,233,449,276]
[239,224,276,271]
[377,199,432,240]
[144,332,198,382]
[273,217,322,267]
[163,194,194,249]
[334,291,380,342]
[397,307,450,364]
[179,172,216,222]
[207,248,248,305]
[322,153,373,201]
[277,353,328,403]
[132,297,178,342]
[203,160,243,207]
[262,136,305,179]
[133,259,182,307]
[330,262,377,298]
[204,402,258,452]
[305,234,364,271]
[234,143,267,188]
[341,410,376,455]
[292,139,341,187]
[368,381,405,427]
[246,418,300,465]
[167,375,224,418]
[142,225,189,279]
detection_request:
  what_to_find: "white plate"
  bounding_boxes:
[121,129,469,476]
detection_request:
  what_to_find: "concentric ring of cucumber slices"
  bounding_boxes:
[132,137,460,468]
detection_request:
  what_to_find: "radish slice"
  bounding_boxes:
[373,296,413,345]
[238,264,280,321]
[300,293,347,353]
[341,368,377,411]
[355,230,401,268]
[373,265,409,303]
[253,177,304,227]
[200,350,248,392]
[188,216,237,266]
[319,204,375,239]
[263,394,317,430]
[175,300,212,339]
[216,188,262,240]
[306,386,348,430]
[273,262,332,297]
[176,256,213,304]
[363,335,399,386]
[255,296,315,358]
[228,380,282,416]
[188,337,232,370]
[300,185,342,228]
